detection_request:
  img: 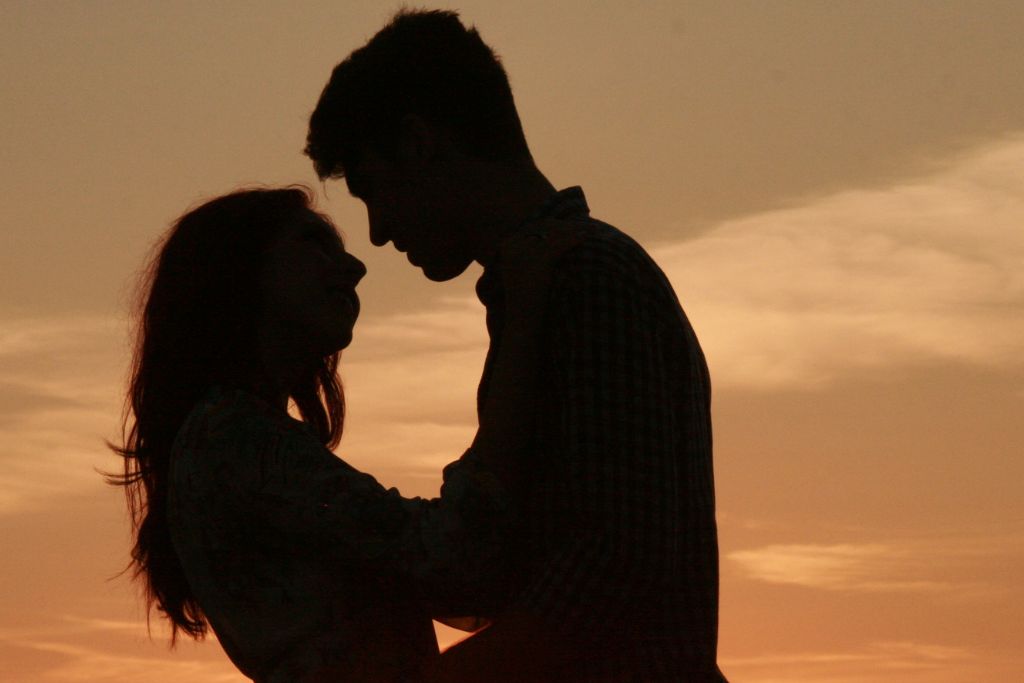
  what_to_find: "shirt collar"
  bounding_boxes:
[526,185,590,222]
[475,186,590,306]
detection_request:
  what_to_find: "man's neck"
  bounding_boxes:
[466,163,558,269]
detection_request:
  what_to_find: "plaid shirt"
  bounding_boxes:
[475,187,727,681]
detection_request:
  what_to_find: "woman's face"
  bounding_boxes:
[260,210,367,358]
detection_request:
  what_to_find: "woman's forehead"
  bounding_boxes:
[292,210,344,245]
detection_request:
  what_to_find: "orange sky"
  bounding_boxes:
[2,2,1022,681]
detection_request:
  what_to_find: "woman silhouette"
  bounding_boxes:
[109,186,564,682]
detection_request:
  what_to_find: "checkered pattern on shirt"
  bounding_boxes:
[475,187,727,682]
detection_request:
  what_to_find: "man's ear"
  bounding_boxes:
[396,113,437,171]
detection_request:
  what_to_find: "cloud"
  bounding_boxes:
[0,315,125,514]
[335,136,1024,492]
[721,640,977,683]
[727,530,1023,596]
[58,616,151,633]
[5,136,1022,507]
[0,382,86,426]
[0,315,127,392]
[654,135,1024,389]
[0,615,239,683]
[317,136,1024,487]
[728,543,948,592]
[722,640,973,667]
[0,302,486,508]
[0,300,487,511]
[336,298,488,491]
[347,296,488,360]
[4,640,242,683]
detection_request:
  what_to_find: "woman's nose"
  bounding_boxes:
[345,255,367,285]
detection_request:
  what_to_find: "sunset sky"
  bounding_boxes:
[2,2,1022,681]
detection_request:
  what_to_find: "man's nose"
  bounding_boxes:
[368,208,389,247]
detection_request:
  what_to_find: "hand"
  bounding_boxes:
[496,218,584,310]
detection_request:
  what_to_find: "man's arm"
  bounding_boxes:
[424,607,573,683]
[430,249,683,681]
[471,220,584,492]
[415,223,582,621]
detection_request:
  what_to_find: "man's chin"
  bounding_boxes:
[421,259,472,282]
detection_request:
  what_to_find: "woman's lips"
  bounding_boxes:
[327,287,359,318]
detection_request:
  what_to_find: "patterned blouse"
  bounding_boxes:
[168,386,510,683]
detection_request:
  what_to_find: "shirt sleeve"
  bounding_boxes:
[229,416,513,614]
[515,252,681,638]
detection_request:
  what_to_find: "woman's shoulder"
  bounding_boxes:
[172,386,311,473]
[183,385,303,438]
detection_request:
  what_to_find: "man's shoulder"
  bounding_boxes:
[548,217,694,337]
[556,217,671,292]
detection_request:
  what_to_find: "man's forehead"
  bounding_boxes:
[341,147,388,198]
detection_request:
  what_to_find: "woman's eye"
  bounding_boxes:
[302,231,330,249]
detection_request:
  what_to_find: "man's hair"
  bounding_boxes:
[306,9,532,180]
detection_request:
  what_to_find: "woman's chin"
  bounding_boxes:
[329,324,355,353]
[311,316,356,356]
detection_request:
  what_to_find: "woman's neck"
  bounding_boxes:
[253,334,311,413]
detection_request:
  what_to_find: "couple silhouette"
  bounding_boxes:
[110,9,726,683]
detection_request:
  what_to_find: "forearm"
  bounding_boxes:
[472,220,580,487]
[422,531,664,682]
[395,457,513,615]
[471,303,544,488]
[424,607,579,683]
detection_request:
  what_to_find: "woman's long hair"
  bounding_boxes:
[108,187,345,642]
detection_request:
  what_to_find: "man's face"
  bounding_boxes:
[345,147,475,282]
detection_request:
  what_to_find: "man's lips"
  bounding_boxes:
[391,241,420,266]
[394,243,418,263]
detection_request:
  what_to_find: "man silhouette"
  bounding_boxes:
[306,9,726,682]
